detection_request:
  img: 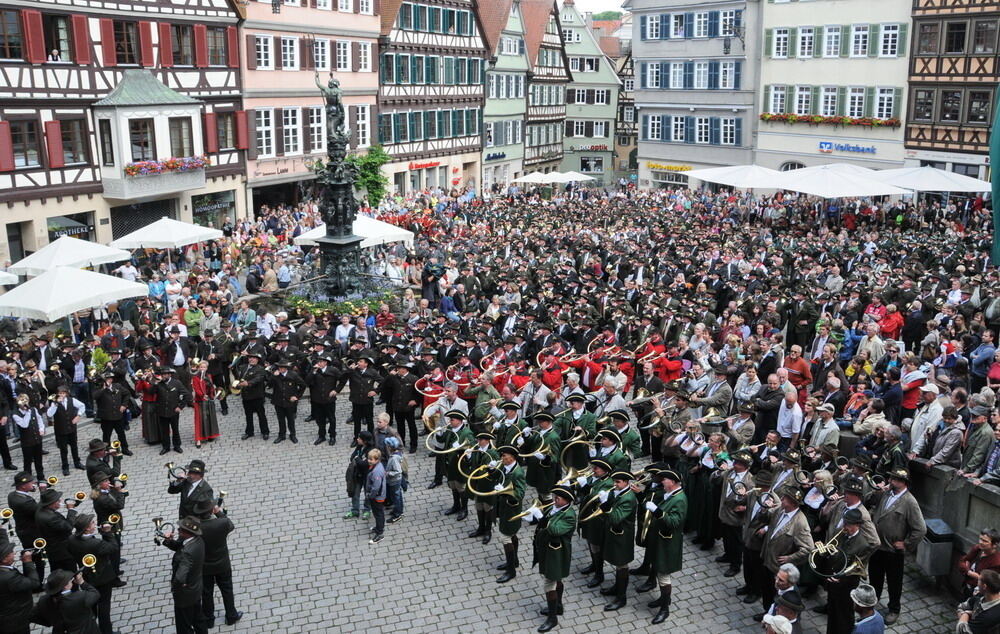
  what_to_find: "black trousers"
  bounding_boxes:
[351,403,374,437]
[159,415,182,450]
[174,598,208,634]
[433,454,446,483]
[100,419,129,449]
[826,575,860,634]
[0,427,14,467]
[721,523,743,567]
[311,401,336,439]
[17,531,45,584]
[242,398,269,436]
[743,547,762,595]
[869,549,905,613]
[202,569,239,623]
[759,566,776,611]
[274,404,297,438]
[55,431,81,468]
[20,443,43,478]
[94,582,114,634]
[370,498,386,536]
[395,409,417,447]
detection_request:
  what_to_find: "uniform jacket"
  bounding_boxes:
[268,370,307,407]
[305,365,341,405]
[200,513,235,576]
[339,366,382,405]
[651,489,688,575]
[7,490,39,540]
[870,489,926,553]
[165,535,205,606]
[535,504,577,582]
[93,383,129,422]
[0,561,39,628]
[54,583,102,634]
[35,507,78,563]
[167,479,215,520]
[601,487,637,566]
[384,372,420,413]
[155,378,193,418]
[761,508,815,573]
[67,532,119,587]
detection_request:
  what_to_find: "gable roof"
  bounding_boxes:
[521,0,556,66]
[93,70,201,108]
[380,0,405,36]
[478,0,515,56]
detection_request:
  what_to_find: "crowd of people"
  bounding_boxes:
[0,183,998,632]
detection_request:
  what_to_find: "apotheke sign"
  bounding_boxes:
[819,141,876,155]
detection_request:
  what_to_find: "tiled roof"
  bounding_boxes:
[599,35,620,58]
[380,0,405,35]
[591,19,621,34]
[521,0,556,66]
[478,0,515,56]
[93,70,200,107]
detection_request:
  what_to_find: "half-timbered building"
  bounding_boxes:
[242,0,379,210]
[377,0,488,194]
[0,0,246,259]
[522,0,570,175]
[905,0,997,179]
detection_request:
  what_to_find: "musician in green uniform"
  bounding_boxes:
[598,470,638,611]
[633,463,667,592]
[644,468,688,624]
[522,413,562,503]
[441,410,476,521]
[494,445,526,584]
[525,485,577,633]
[464,432,500,544]
[490,401,525,448]
[555,394,597,470]
[602,410,642,459]
[593,429,631,473]
[578,459,615,589]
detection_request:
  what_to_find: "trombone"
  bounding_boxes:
[511,498,553,521]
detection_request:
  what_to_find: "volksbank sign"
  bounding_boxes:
[819,141,877,155]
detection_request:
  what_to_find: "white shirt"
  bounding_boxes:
[772,509,797,535]
[776,401,803,439]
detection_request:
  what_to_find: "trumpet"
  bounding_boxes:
[32,537,47,559]
[152,516,175,545]
[110,441,122,455]
[79,553,98,574]
[165,462,188,480]
[108,513,122,532]
[511,498,553,521]
[44,476,59,487]
[216,491,227,508]
[1,507,12,537]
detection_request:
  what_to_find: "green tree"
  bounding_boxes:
[346,145,391,207]
[592,10,621,20]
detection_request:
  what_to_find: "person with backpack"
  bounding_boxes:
[385,437,408,523]
[344,431,375,520]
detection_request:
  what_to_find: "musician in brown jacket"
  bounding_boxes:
[738,470,775,607]
[868,468,926,626]
[717,450,754,578]
[758,487,814,619]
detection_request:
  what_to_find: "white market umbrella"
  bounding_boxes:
[109,216,223,249]
[802,163,877,177]
[0,267,148,322]
[776,164,909,198]
[869,166,991,193]
[294,216,415,248]
[684,165,785,189]
[8,235,131,276]
[545,172,576,184]
[0,271,18,285]
[561,170,596,181]
[511,171,550,184]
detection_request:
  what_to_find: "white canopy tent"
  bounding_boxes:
[683,165,785,189]
[0,271,18,285]
[868,166,991,193]
[8,235,131,276]
[109,216,224,249]
[775,164,909,198]
[0,267,148,322]
[294,215,415,248]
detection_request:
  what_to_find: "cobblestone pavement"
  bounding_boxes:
[25,399,955,633]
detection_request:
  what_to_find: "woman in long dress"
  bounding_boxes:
[191,361,221,448]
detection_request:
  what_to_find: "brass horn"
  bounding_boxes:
[465,464,515,497]
[152,516,175,545]
[424,428,471,455]
[81,553,98,574]
[511,498,553,521]
[165,462,187,480]
[32,538,47,560]
[45,476,59,486]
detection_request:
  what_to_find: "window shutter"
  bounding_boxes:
[782,85,793,113]
[840,26,850,57]
[159,23,173,67]
[683,62,693,89]
[567,90,576,104]
[227,27,239,68]
[203,113,219,153]
[246,34,257,70]
[684,116,694,143]
[139,21,154,67]
[354,0,361,13]
[640,15,647,40]
[708,12,719,38]
[811,86,821,114]
[0,122,13,172]
[863,86,875,117]
[683,13,693,38]
[301,38,314,70]
[72,15,91,65]
[352,42,361,71]
[764,29,773,57]
[349,106,359,148]
[584,121,594,137]
[733,62,741,90]
[639,63,647,90]
[892,87,902,118]
[836,86,847,115]
[813,29,822,58]
[235,110,249,149]
[709,117,720,145]
[424,112,433,139]
[734,118,742,146]
[194,24,209,67]
[392,113,401,143]
[100,19,116,66]
[275,39,283,70]
[734,11,743,29]
[661,115,671,140]
[868,24,879,57]
[659,14,668,39]
[658,62,667,88]
[640,115,648,140]
[565,120,573,136]
[275,109,285,156]
[586,90,595,104]
[791,28,799,58]
[303,112,313,153]
[371,41,379,72]
[708,61,719,89]
[21,10,46,64]
[897,24,908,56]
[246,110,258,159]
[763,85,772,111]
[44,120,64,168]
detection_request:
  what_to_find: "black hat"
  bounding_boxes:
[775,591,805,613]
[45,569,74,596]
[39,489,61,506]
[192,499,215,518]
[597,429,621,444]
[732,451,753,467]
[500,400,521,410]
[610,470,634,481]
[566,393,586,404]
[202,329,215,337]
[186,459,207,475]
[73,512,95,532]
[178,515,202,536]
[712,363,728,375]
[843,508,864,525]
[533,412,554,423]
[754,470,774,488]
[738,402,756,415]
[445,410,467,422]
[12,471,35,487]
[661,469,682,484]
[589,459,613,473]
[842,476,865,495]
[497,445,519,457]
[169,326,181,334]
[157,366,176,374]
[551,486,575,503]
[0,542,14,559]
[247,351,263,360]
[781,450,802,465]
[475,432,496,441]
[888,468,910,483]
[779,486,803,505]
[607,410,629,423]
[87,439,108,453]
[101,371,115,379]
[88,472,110,487]
[850,455,871,471]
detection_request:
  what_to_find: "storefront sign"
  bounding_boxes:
[409,161,440,170]
[47,214,94,241]
[576,145,609,152]
[819,141,876,155]
[646,162,692,171]
[485,152,507,162]
[192,190,235,229]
